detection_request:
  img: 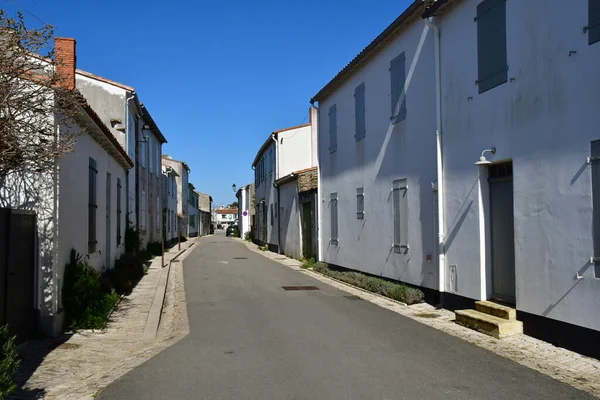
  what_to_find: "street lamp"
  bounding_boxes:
[232,183,237,193]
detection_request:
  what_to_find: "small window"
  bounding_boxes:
[392,179,408,253]
[390,53,407,123]
[117,178,122,245]
[329,104,337,153]
[355,83,366,141]
[356,187,364,219]
[588,0,600,45]
[88,158,98,253]
[330,193,338,244]
[476,0,508,93]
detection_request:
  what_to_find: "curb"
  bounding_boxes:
[142,241,197,340]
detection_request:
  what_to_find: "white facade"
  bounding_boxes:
[236,184,253,239]
[315,13,438,290]
[162,166,179,243]
[278,124,312,177]
[216,210,237,228]
[162,156,190,236]
[253,140,277,245]
[434,0,600,332]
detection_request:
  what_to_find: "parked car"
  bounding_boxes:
[225,225,239,237]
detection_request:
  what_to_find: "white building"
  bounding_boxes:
[197,192,213,236]
[421,0,600,358]
[162,165,179,243]
[0,38,133,336]
[236,184,254,240]
[311,1,437,289]
[162,156,190,238]
[188,184,199,237]
[253,121,318,253]
[215,208,237,228]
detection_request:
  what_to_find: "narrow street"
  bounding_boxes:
[97,233,593,400]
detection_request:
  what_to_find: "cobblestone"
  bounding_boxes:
[10,239,196,400]
[238,239,600,398]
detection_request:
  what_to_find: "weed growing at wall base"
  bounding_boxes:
[0,325,19,398]
[312,262,424,305]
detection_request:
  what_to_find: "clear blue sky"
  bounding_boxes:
[4,0,411,207]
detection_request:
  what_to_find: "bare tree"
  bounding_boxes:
[0,10,83,178]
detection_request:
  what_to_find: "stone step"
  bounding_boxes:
[455,309,523,339]
[475,300,517,320]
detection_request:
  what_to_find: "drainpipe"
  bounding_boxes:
[271,134,281,253]
[424,16,445,304]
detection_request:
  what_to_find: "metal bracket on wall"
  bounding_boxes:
[587,156,600,164]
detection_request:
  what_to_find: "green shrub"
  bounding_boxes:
[146,241,163,257]
[311,262,424,305]
[301,257,316,269]
[63,249,120,330]
[244,231,253,242]
[0,325,20,398]
[124,218,142,253]
[102,253,145,295]
[179,235,188,242]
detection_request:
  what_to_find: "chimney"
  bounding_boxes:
[55,37,76,90]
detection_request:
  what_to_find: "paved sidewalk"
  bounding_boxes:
[10,239,197,400]
[237,239,600,398]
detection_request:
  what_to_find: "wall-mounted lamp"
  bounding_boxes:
[474,147,496,166]
[232,183,237,193]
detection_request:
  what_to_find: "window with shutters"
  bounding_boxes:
[141,191,146,228]
[329,104,337,153]
[117,178,122,246]
[330,193,338,244]
[355,83,366,141]
[88,158,98,253]
[591,141,600,277]
[270,203,274,226]
[476,0,508,94]
[156,145,160,176]
[392,179,408,253]
[390,52,407,123]
[141,140,146,168]
[588,0,600,45]
[356,187,365,219]
[149,137,153,174]
[156,197,160,230]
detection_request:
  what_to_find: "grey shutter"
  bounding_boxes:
[591,142,600,265]
[476,0,507,93]
[589,0,600,45]
[88,157,98,253]
[270,203,274,226]
[330,193,338,243]
[354,83,366,140]
[390,53,406,123]
[392,179,408,253]
[117,178,122,245]
[356,187,364,219]
[329,105,337,153]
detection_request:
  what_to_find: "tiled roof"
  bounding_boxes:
[310,0,424,103]
[216,208,238,214]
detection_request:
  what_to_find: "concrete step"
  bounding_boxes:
[455,309,523,339]
[475,300,516,320]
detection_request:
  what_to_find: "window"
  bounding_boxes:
[141,140,146,168]
[141,191,146,228]
[270,203,274,226]
[392,179,408,253]
[390,52,407,123]
[330,193,338,244]
[476,0,507,94]
[149,137,154,174]
[328,104,337,153]
[274,202,278,218]
[117,178,122,245]
[156,145,160,176]
[592,141,600,277]
[355,83,366,141]
[88,158,98,253]
[356,187,364,219]
[588,0,600,45]
[156,197,160,230]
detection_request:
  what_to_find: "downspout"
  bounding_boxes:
[424,17,445,304]
[271,134,281,254]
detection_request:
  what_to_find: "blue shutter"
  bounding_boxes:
[329,104,337,153]
[589,0,600,45]
[392,179,408,253]
[476,0,507,93]
[330,193,338,243]
[354,83,366,141]
[390,53,406,124]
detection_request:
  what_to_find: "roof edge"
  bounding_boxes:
[76,69,135,92]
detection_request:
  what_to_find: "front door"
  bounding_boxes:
[302,202,313,259]
[489,162,516,304]
[106,173,111,270]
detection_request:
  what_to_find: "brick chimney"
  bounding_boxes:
[54,37,76,90]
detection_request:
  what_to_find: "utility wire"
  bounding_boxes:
[3,0,49,25]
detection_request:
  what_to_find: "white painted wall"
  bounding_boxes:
[438,0,600,330]
[278,125,313,177]
[58,132,127,281]
[237,186,251,238]
[317,18,437,289]
[254,141,278,246]
[279,180,302,260]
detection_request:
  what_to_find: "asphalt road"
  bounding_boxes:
[98,233,592,399]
